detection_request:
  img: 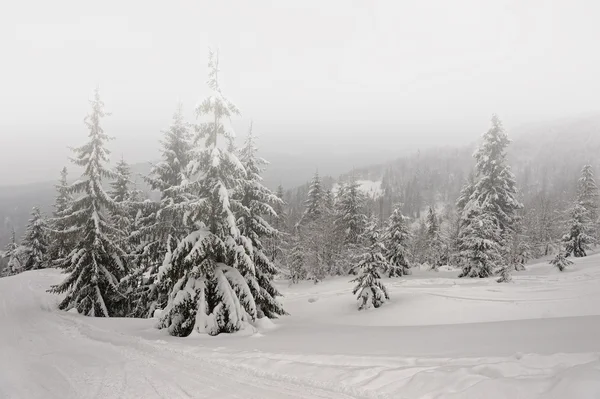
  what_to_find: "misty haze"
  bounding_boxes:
[1,1,600,398]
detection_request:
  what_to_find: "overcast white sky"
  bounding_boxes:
[1,0,599,185]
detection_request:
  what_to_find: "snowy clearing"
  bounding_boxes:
[2,255,600,398]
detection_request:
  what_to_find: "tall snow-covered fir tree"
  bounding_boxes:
[425,206,445,269]
[126,103,193,318]
[350,222,390,310]
[49,88,128,317]
[48,167,73,262]
[577,164,599,239]
[266,184,287,264]
[158,50,258,336]
[236,122,287,319]
[299,171,323,225]
[109,157,136,245]
[459,115,522,278]
[470,115,522,234]
[456,172,476,215]
[383,206,412,277]
[334,177,368,245]
[21,207,49,271]
[562,203,594,258]
[458,203,503,278]
[287,238,307,283]
[2,228,18,276]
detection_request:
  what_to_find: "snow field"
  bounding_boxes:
[1,254,600,398]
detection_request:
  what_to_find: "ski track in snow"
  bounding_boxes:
[2,255,600,398]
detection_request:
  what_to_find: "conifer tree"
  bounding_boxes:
[562,203,594,257]
[469,115,522,235]
[110,158,136,243]
[158,50,257,336]
[21,207,49,271]
[334,177,368,245]
[456,172,476,215]
[126,104,193,317]
[300,171,323,225]
[288,239,307,284]
[266,184,287,264]
[458,204,503,278]
[383,207,412,277]
[48,167,73,261]
[351,222,389,310]
[550,252,573,271]
[2,228,18,276]
[237,122,286,319]
[459,115,522,278]
[577,165,599,239]
[49,88,128,317]
[425,206,444,269]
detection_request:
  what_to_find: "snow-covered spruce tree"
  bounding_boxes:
[158,50,258,336]
[383,206,412,277]
[109,157,138,259]
[236,122,287,319]
[287,238,307,284]
[456,172,476,215]
[577,164,599,239]
[299,171,323,225]
[334,177,368,245]
[550,252,573,271]
[458,203,503,279]
[48,167,73,262]
[49,88,128,317]
[1,228,18,276]
[265,184,287,264]
[411,218,429,266]
[562,203,594,258]
[459,115,522,278]
[425,206,444,270]
[470,115,522,234]
[350,222,390,310]
[126,104,193,318]
[21,207,49,271]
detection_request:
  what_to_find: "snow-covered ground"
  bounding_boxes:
[2,256,600,398]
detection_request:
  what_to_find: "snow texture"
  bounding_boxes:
[3,254,600,398]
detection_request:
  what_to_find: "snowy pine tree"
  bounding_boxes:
[562,203,594,258]
[456,172,476,215]
[351,223,390,310]
[265,184,287,264]
[383,207,412,277]
[469,115,522,235]
[126,104,194,318]
[287,239,307,283]
[237,122,286,319]
[577,164,599,240]
[158,50,257,336]
[299,171,323,225]
[334,177,368,245]
[49,88,128,317]
[550,252,573,271]
[2,228,18,276]
[459,115,522,278]
[21,207,49,271]
[425,206,444,269]
[110,157,136,246]
[458,204,503,278]
[48,167,73,262]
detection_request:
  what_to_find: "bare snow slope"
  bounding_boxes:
[2,256,600,398]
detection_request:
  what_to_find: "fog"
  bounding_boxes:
[1,0,599,185]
